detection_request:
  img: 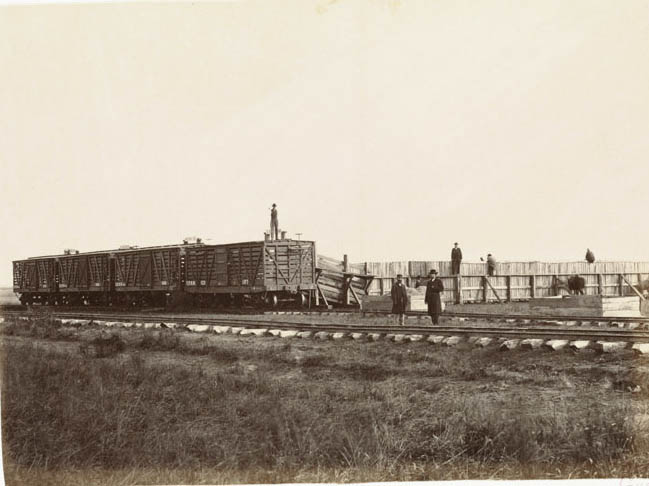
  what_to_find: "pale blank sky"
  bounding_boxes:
[1,0,648,286]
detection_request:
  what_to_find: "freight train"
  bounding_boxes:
[12,238,317,308]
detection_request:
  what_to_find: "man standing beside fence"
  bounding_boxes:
[391,274,409,326]
[451,242,462,275]
[425,269,444,325]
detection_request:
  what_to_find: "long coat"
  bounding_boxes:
[391,281,408,314]
[425,278,444,316]
[451,247,462,262]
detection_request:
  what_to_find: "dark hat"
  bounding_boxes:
[454,242,458,245]
[429,269,438,275]
[272,203,276,207]
[396,273,403,278]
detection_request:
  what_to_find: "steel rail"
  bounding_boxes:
[4,310,649,343]
[4,305,649,324]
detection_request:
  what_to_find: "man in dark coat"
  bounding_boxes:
[424,269,444,325]
[585,248,595,264]
[451,242,462,275]
[391,274,408,326]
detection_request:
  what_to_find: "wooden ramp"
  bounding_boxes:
[316,255,374,308]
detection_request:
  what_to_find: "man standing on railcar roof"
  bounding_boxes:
[425,269,444,325]
[391,274,409,326]
[270,204,279,240]
[451,242,462,275]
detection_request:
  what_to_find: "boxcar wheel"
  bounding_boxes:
[295,292,307,307]
[265,293,278,308]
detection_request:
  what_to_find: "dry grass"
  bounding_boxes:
[2,315,649,484]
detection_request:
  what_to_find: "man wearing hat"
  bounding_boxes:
[391,274,409,326]
[270,204,279,240]
[425,269,444,325]
[451,242,462,275]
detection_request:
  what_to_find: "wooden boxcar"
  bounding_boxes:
[112,245,186,305]
[184,239,316,306]
[13,259,41,303]
[12,239,317,308]
[12,258,58,304]
[56,253,111,304]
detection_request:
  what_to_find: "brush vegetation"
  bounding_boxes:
[2,315,649,484]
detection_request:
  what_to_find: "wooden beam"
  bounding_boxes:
[506,275,511,302]
[621,274,645,301]
[316,283,329,307]
[348,281,362,307]
[343,275,352,305]
[618,274,624,296]
[362,275,374,293]
[530,275,536,299]
[598,274,603,295]
[484,276,502,303]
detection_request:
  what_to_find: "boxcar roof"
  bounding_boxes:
[20,239,314,261]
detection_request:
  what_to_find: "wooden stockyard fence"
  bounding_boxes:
[347,260,649,305]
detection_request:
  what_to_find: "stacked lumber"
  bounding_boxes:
[316,255,373,307]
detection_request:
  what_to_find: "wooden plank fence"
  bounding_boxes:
[348,260,649,304]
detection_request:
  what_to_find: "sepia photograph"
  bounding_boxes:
[1,0,649,484]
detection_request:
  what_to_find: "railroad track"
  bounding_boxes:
[3,305,649,326]
[3,309,649,353]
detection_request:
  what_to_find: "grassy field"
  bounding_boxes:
[2,315,649,485]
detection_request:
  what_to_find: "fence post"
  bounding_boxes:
[597,274,603,295]
[552,275,558,296]
[379,278,384,296]
[506,275,512,302]
[619,274,624,296]
[343,254,349,273]
[482,276,488,303]
[530,275,536,299]
[455,275,462,304]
